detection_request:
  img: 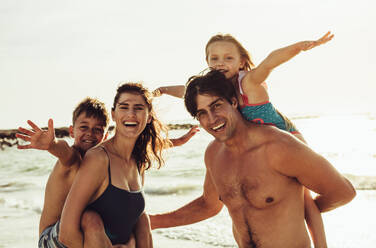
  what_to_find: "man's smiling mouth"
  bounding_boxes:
[212,122,225,131]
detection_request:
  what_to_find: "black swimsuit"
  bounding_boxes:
[87,146,145,245]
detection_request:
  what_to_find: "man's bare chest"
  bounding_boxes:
[208,152,296,210]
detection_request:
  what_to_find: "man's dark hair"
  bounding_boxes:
[184,70,237,118]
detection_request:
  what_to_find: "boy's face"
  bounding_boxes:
[206,41,245,80]
[69,113,107,152]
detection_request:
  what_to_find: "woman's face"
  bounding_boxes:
[112,92,151,139]
[206,41,245,80]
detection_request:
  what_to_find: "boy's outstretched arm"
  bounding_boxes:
[304,188,327,248]
[16,119,77,167]
[247,31,334,86]
[169,126,199,147]
[152,85,185,99]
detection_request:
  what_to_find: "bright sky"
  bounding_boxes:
[1,0,375,129]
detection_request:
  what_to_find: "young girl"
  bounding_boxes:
[153,32,334,248]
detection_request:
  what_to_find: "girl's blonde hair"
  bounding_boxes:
[205,33,255,71]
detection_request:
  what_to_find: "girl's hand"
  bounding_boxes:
[152,88,162,97]
[300,31,334,51]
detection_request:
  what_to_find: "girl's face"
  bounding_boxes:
[112,92,151,139]
[206,41,245,80]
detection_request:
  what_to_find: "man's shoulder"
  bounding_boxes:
[248,125,298,152]
[204,140,224,164]
[206,139,223,154]
[258,127,309,170]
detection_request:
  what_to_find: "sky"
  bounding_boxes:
[1,0,375,129]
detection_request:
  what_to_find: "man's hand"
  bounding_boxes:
[16,119,55,150]
[149,214,157,230]
[299,31,334,51]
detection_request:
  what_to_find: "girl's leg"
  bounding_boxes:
[304,188,327,248]
[293,132,327,248]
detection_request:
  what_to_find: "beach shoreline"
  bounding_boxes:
[0,124,196,150]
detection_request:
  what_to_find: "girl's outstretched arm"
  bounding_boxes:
[304,188,328,248]
[246,31,334,86]
[152,85,185,99]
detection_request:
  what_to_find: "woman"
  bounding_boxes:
[59,83,171,248]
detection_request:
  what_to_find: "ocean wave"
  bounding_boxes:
[0,196,41,214]
[0,181,35,193]
[145,184,200,195]
[20,165,45,173]
[344,174,376,190]
[290,115,320,120]
[155,223,236,247]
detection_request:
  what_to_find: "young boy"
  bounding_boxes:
[17,97,198,248]
[17,97,132,248]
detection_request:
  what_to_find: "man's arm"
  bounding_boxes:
[16,119,78,166]
[150,171,223,229]
[152,85,185,99]
[244,31,334,87]
[269,133,356,212]
[169,126,199,147]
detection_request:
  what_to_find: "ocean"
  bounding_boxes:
[0,113,375,247]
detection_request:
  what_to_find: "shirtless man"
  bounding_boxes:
[150,71,356,248]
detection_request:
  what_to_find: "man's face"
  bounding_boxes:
[195,93,238,142]
[70,114,107,152]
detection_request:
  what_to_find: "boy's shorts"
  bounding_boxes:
[38,220,67,248]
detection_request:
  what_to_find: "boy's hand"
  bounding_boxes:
[300,31,334,51]
[16,119,56,150]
